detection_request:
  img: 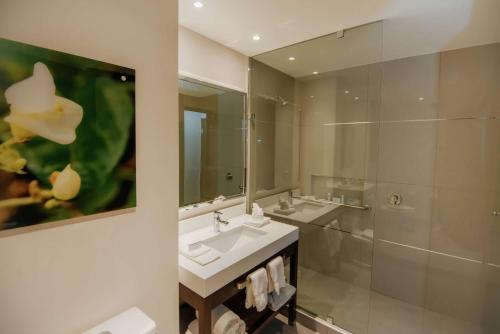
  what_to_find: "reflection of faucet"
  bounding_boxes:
[288,190,294,207]
[213,211,229,233]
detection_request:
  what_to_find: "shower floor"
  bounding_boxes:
[297,266,484,334]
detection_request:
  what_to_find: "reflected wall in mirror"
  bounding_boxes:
[179,78,246,207]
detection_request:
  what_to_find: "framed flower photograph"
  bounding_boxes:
[0,38,136,232]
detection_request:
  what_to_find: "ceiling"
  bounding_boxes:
[179,0,500,59]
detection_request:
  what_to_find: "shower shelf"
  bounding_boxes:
[340,204,371,211]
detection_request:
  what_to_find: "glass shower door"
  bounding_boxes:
[249,21,383,334]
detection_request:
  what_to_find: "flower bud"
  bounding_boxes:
[52,164,81,200]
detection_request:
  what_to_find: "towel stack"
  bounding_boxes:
[186,304,245,334]
[245,256,296,312]
[180,243,220,266]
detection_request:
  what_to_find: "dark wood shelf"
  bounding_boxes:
[179,240,299,334]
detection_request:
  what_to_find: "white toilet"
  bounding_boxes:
[83,307,156,334]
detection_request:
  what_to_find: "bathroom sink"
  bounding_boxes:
[293,202,325,214]
[202,225,266,253]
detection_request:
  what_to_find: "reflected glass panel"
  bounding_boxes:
[179,78,246,207]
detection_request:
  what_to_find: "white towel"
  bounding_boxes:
[180,243,210,258]
[244,216,270,228]
[245,268,268,312]
[187,319,245,334]
[190,251,220,266]
[266,256,286,295]
[188,305,246,334]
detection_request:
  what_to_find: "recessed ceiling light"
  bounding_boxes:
[252,34,261,41]
[344,90,350,94]
[288,56,296,61]
[313,71,318,75]
[418,97,425,101]
[193,1,204,8]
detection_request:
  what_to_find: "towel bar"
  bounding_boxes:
[236,280,247,290]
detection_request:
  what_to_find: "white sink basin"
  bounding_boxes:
[202,225,266,253]
[293,202,324,214]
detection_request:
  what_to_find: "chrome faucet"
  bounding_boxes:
[213,211,229,233]
[288,190,294,207]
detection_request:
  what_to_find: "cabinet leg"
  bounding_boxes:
[288,241,298,326]
[198,304,212,334]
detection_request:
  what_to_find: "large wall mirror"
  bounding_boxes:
[179,77,246,207]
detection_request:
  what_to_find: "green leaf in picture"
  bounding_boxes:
[75,175,120,215]
[126,180,136,208]
[70,76,134,192]
[15,137,70,186]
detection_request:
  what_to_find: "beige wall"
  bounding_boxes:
[0,1,179,334]
[179,26,248,92]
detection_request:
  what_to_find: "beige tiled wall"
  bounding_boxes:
[371,42,500,331]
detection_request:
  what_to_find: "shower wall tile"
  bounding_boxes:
[430,187,491,261]
[482,265,500,333]
[300,76,338,126]
[372,240,428,306]
[381,53,440,121]
[374,182,433,249]
[377,121,437,186]
[424,253,484,324]
[434,119,495,191]
[421,309,483,334]
[367,292,423,334]
[438,43,500,120]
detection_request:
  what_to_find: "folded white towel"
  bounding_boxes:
[245,268,269,312]
[244,216,270,228]
[266,256,286,295]
[190,250,220,266]
[180,243,210,258]
[268,284,296,311]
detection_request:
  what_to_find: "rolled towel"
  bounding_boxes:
[213,310,240,334]
[266,256,286,295]
[187,319,246,334]
[245,268,269,312]
[180,243,210,259]
[189,305,246,334]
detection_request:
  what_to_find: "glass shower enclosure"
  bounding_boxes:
[248,21,500,334]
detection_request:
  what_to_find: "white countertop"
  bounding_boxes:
[179,214,298,298]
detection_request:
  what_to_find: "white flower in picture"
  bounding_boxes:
[3,62,83,144]
[51,164,81,201]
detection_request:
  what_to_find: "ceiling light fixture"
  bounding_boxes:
[252,34,261,41]
[313,71,318,75]
[193,1,204,8]
[344,90,350,94]
[288,56,296,61]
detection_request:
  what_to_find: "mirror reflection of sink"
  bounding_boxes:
[293,202,325,214]
[202,226,267,253]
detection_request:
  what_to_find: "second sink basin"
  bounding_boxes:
[293,202,325,214]
[202,225,266,253]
